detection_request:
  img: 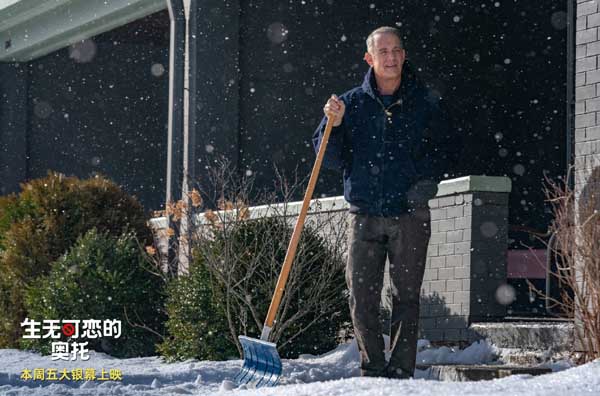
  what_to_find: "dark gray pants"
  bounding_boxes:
[346,209,430,378]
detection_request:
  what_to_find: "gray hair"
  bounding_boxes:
[366,26,404,52]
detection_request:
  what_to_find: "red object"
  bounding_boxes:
[507,249,547,279]
[62,323,75,337]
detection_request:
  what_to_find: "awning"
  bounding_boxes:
[0,0,166,62]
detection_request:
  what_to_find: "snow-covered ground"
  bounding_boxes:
[0,339,594,396]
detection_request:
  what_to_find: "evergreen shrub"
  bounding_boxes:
[157,255,237,361]
[0,172,151,347]
[24,229,165,357]
[160,216,351,361]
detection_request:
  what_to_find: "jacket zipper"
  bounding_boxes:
[373,97,403,215]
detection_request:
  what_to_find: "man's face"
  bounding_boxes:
[364,33,406,81]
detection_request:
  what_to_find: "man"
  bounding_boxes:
[313,26,455,379]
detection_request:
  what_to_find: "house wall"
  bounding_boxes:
[575,0,600,352]
[576,1,600,192]
[0,63,27,195]
[0,11,170,210]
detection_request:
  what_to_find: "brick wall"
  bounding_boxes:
[576,1,600,194]
[575,0,600,353]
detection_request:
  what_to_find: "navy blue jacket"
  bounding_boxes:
[313,63,457,216]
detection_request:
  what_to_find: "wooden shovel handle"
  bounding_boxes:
[263,116,337,331]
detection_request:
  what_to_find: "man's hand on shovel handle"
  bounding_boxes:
[323,94,345,127]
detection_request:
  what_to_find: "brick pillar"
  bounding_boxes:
[420,176,512,343]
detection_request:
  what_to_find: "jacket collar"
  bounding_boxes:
[361,61,418,101]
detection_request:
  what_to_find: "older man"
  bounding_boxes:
[313,26,455,379]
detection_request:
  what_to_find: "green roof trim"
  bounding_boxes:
[0,0,166,62]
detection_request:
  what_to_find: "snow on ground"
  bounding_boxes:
[0,339,592,396]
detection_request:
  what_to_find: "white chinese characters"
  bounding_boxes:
[20,319,121,361]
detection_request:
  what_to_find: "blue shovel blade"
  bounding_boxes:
[235,335,282,388]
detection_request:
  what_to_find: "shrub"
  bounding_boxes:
[0,194,31,251]
[0,172,151,347]
[158,256,237,361]
[541,168,600,362]
[23,229,165,358]
[160,215,351,361]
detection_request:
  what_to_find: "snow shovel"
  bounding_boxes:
[234,115,337,388]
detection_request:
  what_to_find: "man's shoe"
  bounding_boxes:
[360,368,387,377]
[385,366,412,379]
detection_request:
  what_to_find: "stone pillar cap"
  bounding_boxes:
[436,175,512,197]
